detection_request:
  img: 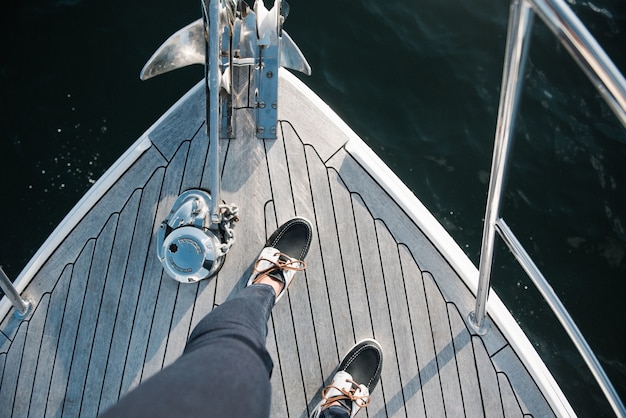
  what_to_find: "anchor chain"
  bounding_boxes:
[215,203,239,255]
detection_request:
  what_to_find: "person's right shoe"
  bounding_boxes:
[247,217,313,303]
[310,339,383,417]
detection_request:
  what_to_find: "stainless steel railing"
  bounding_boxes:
[0,267,32,319]
[468,0,626,415]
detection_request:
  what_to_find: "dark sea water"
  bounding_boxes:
[1,0,625,415]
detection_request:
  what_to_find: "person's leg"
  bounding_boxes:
[100,217,313,418]
[100,284,276,418]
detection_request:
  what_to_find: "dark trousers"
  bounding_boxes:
[101,284,347,417]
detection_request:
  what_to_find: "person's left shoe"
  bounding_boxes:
[247,217,313,303]
[310,339,383,417]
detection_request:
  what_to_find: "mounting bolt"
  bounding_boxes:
[257,126,265,134]
[266,71,273,78]
[259,102,266,108]
[271,102,277,109]
[270,126,277,135]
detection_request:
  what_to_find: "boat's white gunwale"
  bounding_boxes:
[0,80,205,323]
[278,69,576,417]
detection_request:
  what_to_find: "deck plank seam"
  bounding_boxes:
[155,126,204,364]
[260,148,308,416]
[471,335,507,416]
[151,139,170,163]
[347,193,377,340]
[285,293,310,417]
[3,320,28,415]
[54,244,96,383]
[278,130,318,415]
[445,302,472,417]
[151,121,205,164]
[135,142,190,386]
[257,208,291,417]
[324,169,359,347]
[191,124,210,187]
[96,232,144,412]
[178,283,202,357]
[10,293,51,417]
[261,202,292,416]
[95,167,165,411]
[268,311,291,416]
[278,120,347,166]
[21,293,53,417]
[160,283,182,371]
[301,138,341,386]
[0,353,5,381]
[22,195,141,331]
[93,188,150,414]
[77,208,129,415]
[335,151,481,302]
[374,219,410,415]
[22,291,53,417]
[181,123,210,190]
[424,270,463,417]
[35,263,73,417]
[182,279,213,339]
[49,239,96,417]
[349,195,391,416]
[419,270,448,417]
[326,165,480,416]
[469,334,489,417]
[115,162,180,400]
[496,371,525,416]
[278,122,298,216]
[322,141,348,165]
[444,307,465,416]
[17,169,168,368]
[261,152,279,226]
[63,214,119,416]
[219,133,231,180]
[0,325,19,346]
[489,343,510,359]
[273,257,310,414]
[397,243,428,415]
[156,135,198,167]
[491,342,553,416]
[0,353,5,391]
[134,250,168,386]
[324,168,359,345]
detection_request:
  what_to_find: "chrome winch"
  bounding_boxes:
[157,189,238,283]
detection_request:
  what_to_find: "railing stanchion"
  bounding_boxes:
[0,267,32,319]
[469,0,534,334]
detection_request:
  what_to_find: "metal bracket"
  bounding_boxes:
[141,0,310,141]
[256,44,279,138]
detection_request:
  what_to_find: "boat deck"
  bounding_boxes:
[0,70,554,417]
